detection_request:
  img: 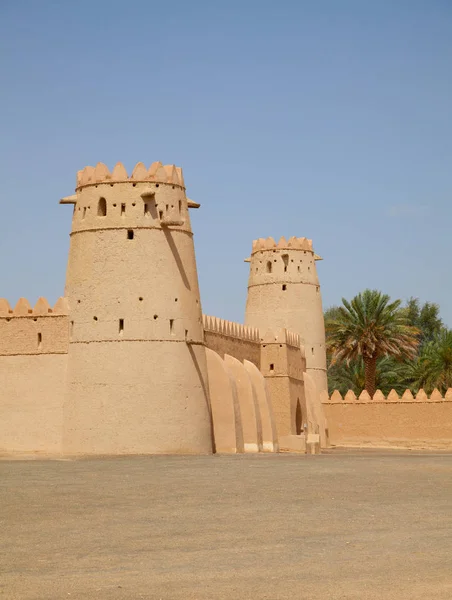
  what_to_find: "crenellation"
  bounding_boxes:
[0,299,12,315]
[324,388,452,404]
[76,161,186,190]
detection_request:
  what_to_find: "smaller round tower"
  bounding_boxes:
[244,236,327,394]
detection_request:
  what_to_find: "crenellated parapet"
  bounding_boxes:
[0,297,69,356]
[76,162,185,190]
[0,297,69,316]
[251,236,314,254]
[202,314,260,342]
[260,328,303,351]
[324,388,452,403]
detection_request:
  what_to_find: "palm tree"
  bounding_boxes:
[327,356,411,396]
[410,329,452,394]
[325,289,419,396]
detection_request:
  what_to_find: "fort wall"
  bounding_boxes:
[203,315,261,367]
[0,298,69,454]
[323,389,452,449]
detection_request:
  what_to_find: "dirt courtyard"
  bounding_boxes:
[1,451,452,600]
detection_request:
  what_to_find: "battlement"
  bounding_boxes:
[251,236,314,254]
[324,388,452,403]
[76,162,185,190]
[0,297,69,356]
[202,314,260,342]
[0,297,69,317]
[260,328,303,351]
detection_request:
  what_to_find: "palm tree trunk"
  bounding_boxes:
[363,355,377,397]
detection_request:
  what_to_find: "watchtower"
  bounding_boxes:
[244,236,327,395]
[60,161,213,455]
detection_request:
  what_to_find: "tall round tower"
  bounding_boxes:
[244,236,328,394]
[60,161,212,455]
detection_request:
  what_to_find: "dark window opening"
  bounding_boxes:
[121,203,126,215]
[296,400,302,435]
[266,261,272,273]
[269,363,274,372]
[82,207,87,219]
[37,333,42,349]
[93,316,98,321]
[159,210,163,220]
[98,197,107,217]
[282,284,287,291]
[170,319,174,334]
[119,319,124,333]
[282,253,289,272]
[178,200,182,214]
[127,230,134,239]
[154,314,158,320]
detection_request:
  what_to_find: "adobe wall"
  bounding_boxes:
[0,298,69,454]
[260,329,306,439]
[62,162,213,455]
[324,389,452,449]
[203,315,261,368]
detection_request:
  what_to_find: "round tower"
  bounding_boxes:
[244,236,328,394]
[60,161,212,455]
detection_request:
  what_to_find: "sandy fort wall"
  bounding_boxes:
[323,388,452,449]
[0,297,69,454]
[203,315,261,367]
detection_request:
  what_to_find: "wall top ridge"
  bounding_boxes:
[75,161,185,189]
[323,387,452,403]
[0,297,69,317]
[260,327,303,352]
[202,314,260,342]
[251,236,314,254]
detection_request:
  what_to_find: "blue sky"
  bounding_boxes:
[1,1,451,325]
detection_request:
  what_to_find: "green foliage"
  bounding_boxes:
[325,293,450,396]
[325,289,419,394]
[409,329,452,394]
[327,356,411,396]
[402,297,443,348]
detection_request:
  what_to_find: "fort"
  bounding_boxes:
[1,160,451,456]
[0,160,327,457]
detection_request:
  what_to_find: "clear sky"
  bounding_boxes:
[1,1,451,325]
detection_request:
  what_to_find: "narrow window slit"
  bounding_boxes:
[98,197,107,217]
[127,230,134,240]
[121,203,126,215]
[170,319,174,334]
[282,284,287,291]
[119,319,124,334]
[37,333,42,349]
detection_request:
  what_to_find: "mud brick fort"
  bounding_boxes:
[1,160,451,456]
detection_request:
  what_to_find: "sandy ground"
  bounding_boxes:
[1,451,452,600]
